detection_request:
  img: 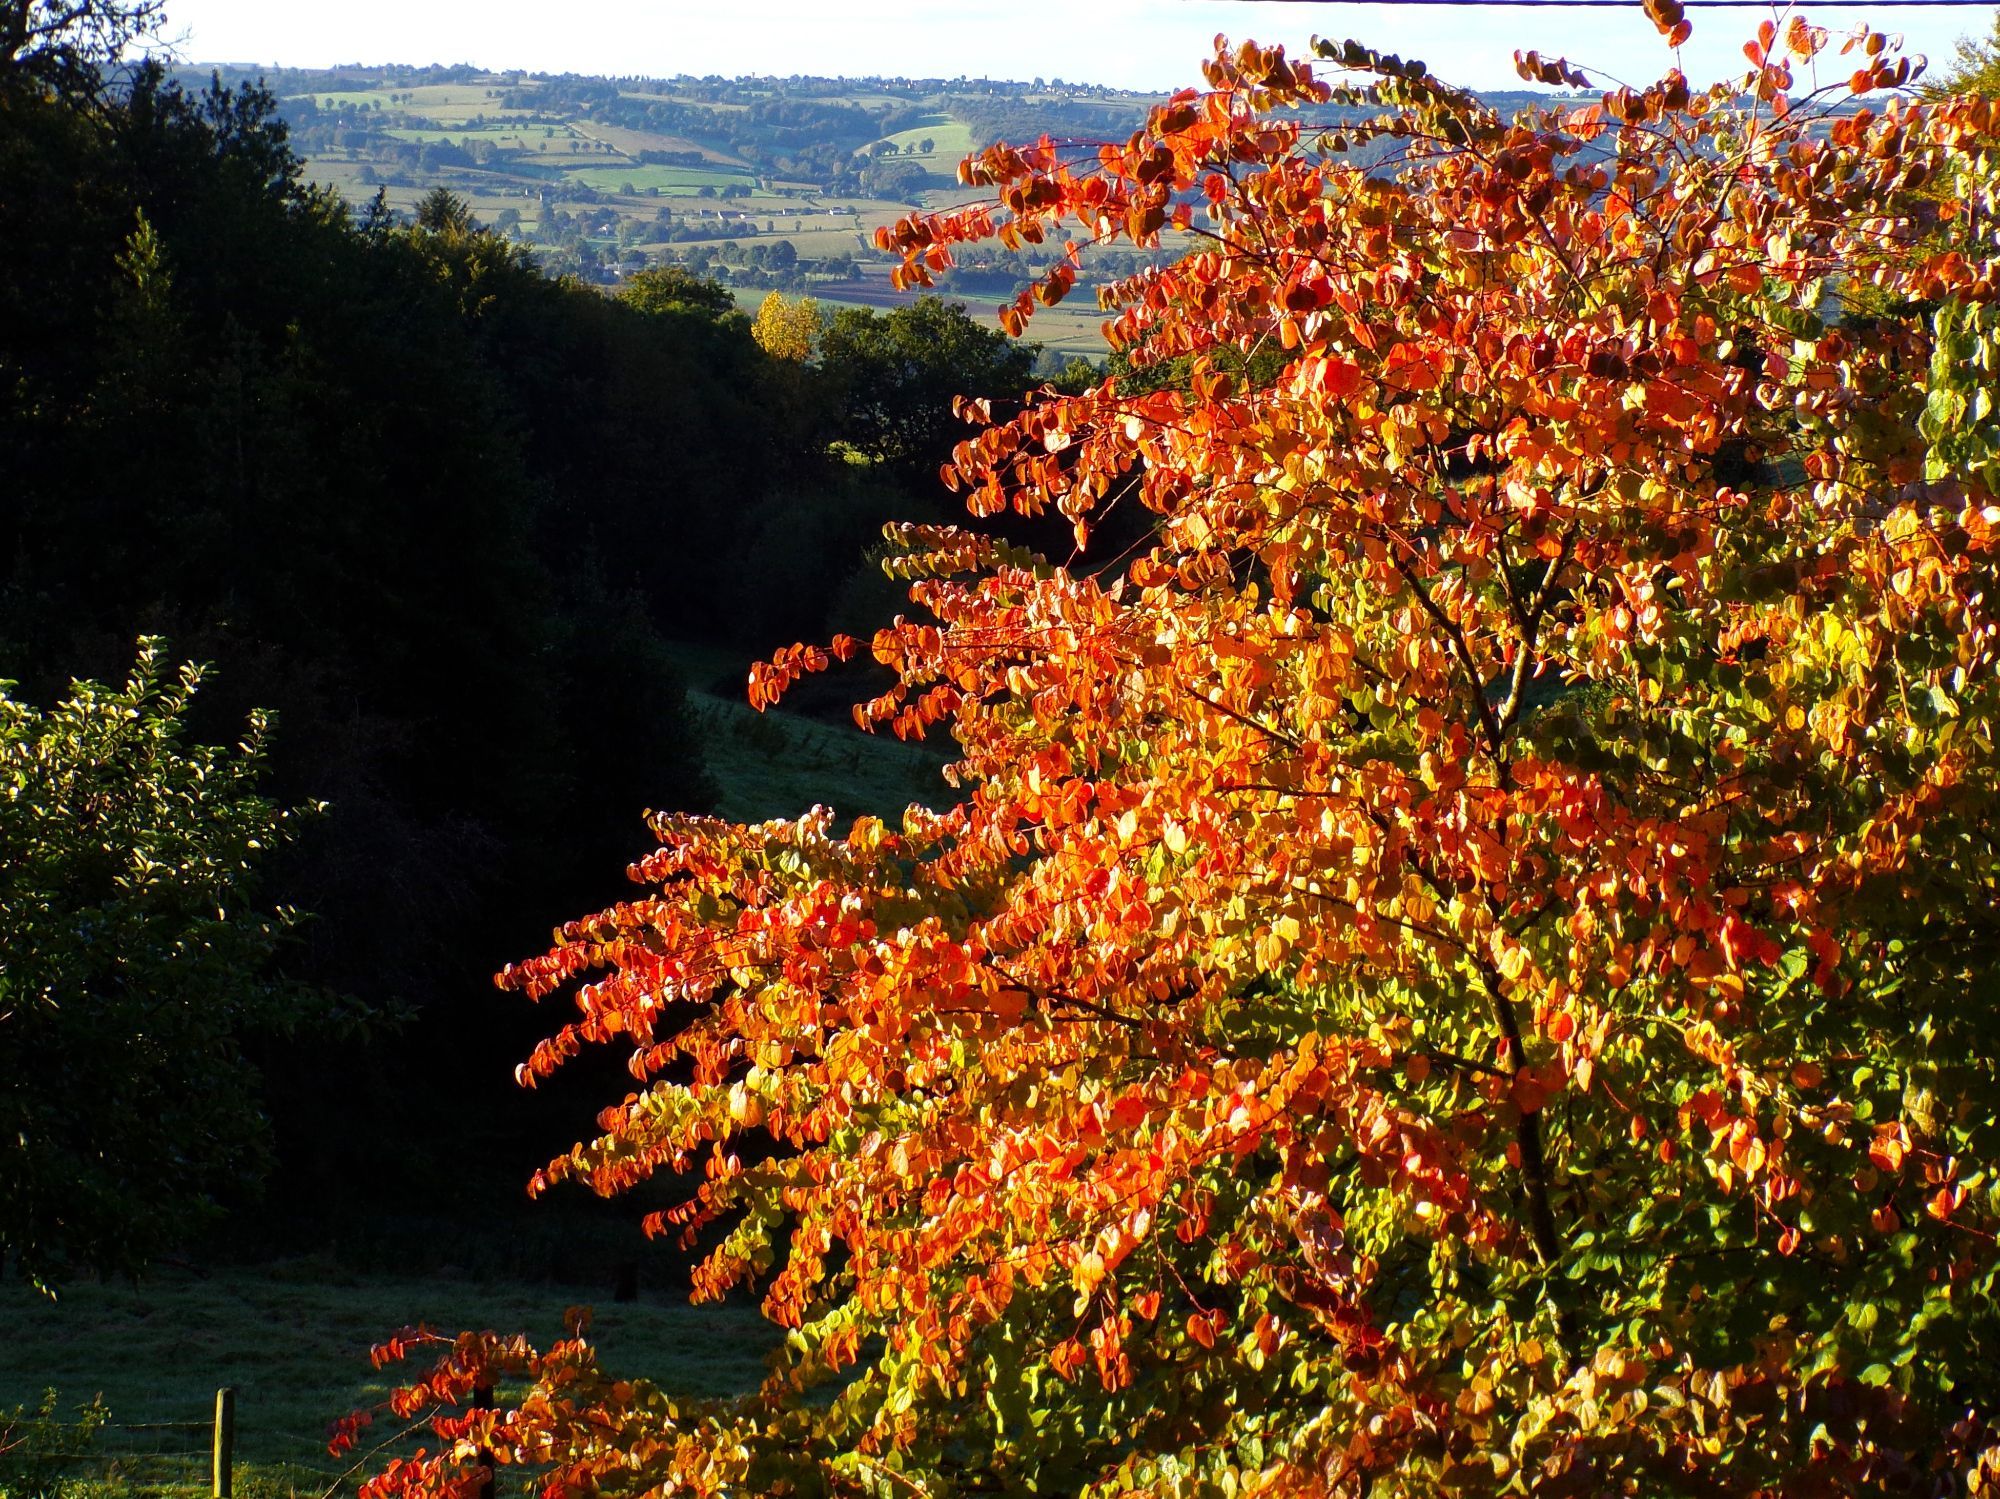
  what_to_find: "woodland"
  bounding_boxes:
[7,0,2000,1495]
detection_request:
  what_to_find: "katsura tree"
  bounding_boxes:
[352,15,2000,1496]
[0,642,325,1289]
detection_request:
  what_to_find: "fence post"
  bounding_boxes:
[211,1387,235,1499]
[472,1383,495,1499]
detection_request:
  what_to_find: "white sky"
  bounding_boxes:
[158,0,1987,94]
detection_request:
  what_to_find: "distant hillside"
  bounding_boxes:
[182,64,1585,360]
[195,66,1168,248]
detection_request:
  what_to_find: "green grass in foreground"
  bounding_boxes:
[671,639,952,825]
[0,1264,774,1497]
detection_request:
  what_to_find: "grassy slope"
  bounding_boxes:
[0,1265,774,1497]
[876,117,975,159]
[671,638,953,825]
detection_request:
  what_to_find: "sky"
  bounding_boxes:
[157,0,1988,93]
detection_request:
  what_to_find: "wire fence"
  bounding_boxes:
[0,1390,362,1499]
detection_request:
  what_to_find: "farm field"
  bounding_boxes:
[584,122,745,164]
[565,162,755,193]
[726,273,1113,362]
[0,1265,774,1498]
[875,113,974,159]
[217,63,1166,366]
[779,268,1125,360]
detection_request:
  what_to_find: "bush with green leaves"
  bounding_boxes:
[0,642,326,1290]
[0,1390,107,1499]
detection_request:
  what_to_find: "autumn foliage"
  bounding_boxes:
[354,17,2000,1496]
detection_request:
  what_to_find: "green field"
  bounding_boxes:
[383,85,520,124]
[292,91,387,109]
[878,115,974,160]
[588,122,745,166]
[668,639,951,824]
[564,163,752,193]
[384,125,635,164]
[777,277,1111,362]
[0,1266,774,1497]
[290,85,519,122]
[754,226,870,256]
[1027,315,1113,360]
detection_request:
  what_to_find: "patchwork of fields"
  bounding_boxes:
[225,66,1177,362]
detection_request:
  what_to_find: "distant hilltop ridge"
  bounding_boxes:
[190,60,1184,97]
[187,58,1593,109]
[169,60,1591,311]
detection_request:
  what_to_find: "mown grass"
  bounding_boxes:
[670,638,952,826]
[0,1264,774,1497]
[877,116,975,159]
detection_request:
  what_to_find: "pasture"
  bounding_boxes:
[585,122,746,165]
[790,275,1115,361]
[0,1264,774,1497]
[668,638,952,825]
[876,114,975,160]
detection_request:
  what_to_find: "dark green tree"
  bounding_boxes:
[0,643,325,1290]
[619,262,736,319]
[414,184,475,234]
[817,294,1035,489]
[0,0,163,102]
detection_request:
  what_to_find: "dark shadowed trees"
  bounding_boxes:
[817,294,1035,489]
[0,0,164,102]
